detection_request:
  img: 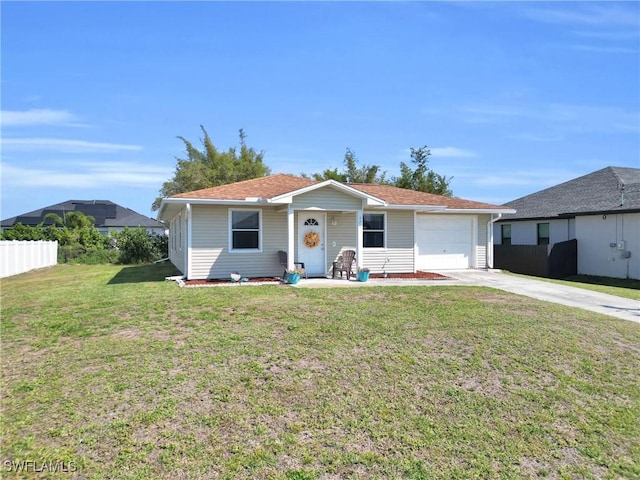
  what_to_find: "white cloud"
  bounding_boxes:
[1,138,143,153]
[524,5,640,28]
[430,147,477,158]
[569,44,637,54]
[508,133,563,143]
[573,30,640,41]
[459,103,639,134]
[1,109,84,127]
[1,160,170,189]
[469,170,576,189]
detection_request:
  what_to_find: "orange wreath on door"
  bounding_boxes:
[304,231,320,248]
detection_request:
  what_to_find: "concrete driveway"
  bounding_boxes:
[440,270,640,324]
[298,270,640,324]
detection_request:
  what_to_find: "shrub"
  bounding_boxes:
[150,233,169,259]
[58,245,87,263]
[74,248,120,265]
[1,223,45,241]
[114,227,163,264]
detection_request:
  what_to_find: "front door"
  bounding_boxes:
[298,214,325,276]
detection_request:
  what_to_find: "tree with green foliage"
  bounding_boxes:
[1,223,45,241]
[304,146,452,195]
[64,211,96,229]
[394,146,453,196]
[343,148,387,184]
[306,148,388,184]
[152,126,270,210]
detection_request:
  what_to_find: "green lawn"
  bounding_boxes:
[1,264,639,479]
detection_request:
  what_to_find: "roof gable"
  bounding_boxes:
[270,179,386,206]
[501,166,640,221]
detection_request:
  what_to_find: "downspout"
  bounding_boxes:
[186,203,192,280]
[487,213,502,269]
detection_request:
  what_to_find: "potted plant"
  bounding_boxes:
[357,267,370,282]
[285,269,303,285]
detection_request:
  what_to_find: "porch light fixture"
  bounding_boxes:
[331,217,337,226]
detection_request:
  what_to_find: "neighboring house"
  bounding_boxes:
[157,174,514,280]
[1,200,166,236]
[494,166,640,280]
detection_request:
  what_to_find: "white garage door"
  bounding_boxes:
[416,215,474,270]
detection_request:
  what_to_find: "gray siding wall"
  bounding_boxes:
[190,205,287,280]
[362,210,415,273]
[494,218,574,246]
[293,188,363,211]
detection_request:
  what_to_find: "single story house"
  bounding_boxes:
[1,200,166,236]
[158,174,514,280]
[494,166,639,280]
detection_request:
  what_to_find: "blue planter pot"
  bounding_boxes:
[357,271,370,282]
[286,272,300,284]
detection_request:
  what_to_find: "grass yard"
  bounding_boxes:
[1,264,639,479]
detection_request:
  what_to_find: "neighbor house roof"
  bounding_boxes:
[499,166,640,221]
[1,200,165,230]
[161,173,510,219]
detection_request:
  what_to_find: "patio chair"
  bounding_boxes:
[334,249,356,279]
[278,250,306,280]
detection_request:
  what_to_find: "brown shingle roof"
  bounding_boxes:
[171,174,504,210]
[349,183,504,209]
[171,174,317,200]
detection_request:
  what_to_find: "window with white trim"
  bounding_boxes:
[230,209,261,251]
[363,213,385,248]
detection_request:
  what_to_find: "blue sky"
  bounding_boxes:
[2,1,639,221]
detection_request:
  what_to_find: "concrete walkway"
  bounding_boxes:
[296,270,640,324]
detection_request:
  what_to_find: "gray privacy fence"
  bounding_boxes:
[494,239,577,279]
[0,240,58,278]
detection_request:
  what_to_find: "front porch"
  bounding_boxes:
[282,208,364,277]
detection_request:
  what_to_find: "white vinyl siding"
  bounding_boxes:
[476,214,490,269]
[189,205,287,280]
[168,209,187,275]
[326,212,357,272]
[362,210,414,273]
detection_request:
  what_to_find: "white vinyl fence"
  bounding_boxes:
[0,240,58,278]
